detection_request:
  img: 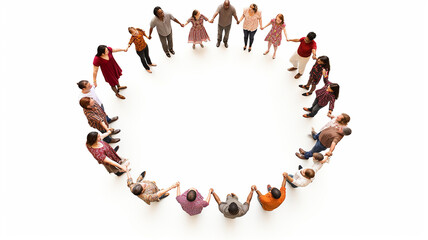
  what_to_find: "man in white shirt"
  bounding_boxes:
[285,153,327,188]
[77,80,118,124]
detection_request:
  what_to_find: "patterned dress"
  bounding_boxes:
[87,141,123,174]
[93,47,122,87]
[188,15,210,44]
[264,19,285,47]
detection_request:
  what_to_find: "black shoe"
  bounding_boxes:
[114,146,119,152]
[114,171,125,176]
[140,171,146,180]
[248,48,251,52]
[166,53,171,58]
[224,42,228,48]
[298,165,303,170]
[216,41,220,47]
[169,49,175,55]
[159,193,169,200]
[243,46,246,51]
[108,116,118,124]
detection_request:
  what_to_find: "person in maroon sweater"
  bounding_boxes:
[287,32,317,79]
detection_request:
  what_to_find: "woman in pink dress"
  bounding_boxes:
[261,14,288,59]
[184,10,210,49]
[86,131,129,176]
[93,45,128,99]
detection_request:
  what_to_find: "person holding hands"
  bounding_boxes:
[253,172,287,211]
[261,14,288,59]
[176,182,211,216]
[184,10,211,49]
[126,27,156,73]
[211,187,254,219]
[237,3,262,52]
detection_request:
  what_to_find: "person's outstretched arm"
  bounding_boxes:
[211,190,222,205]
[176,182,181,196]
[112,48,127,53]
[173,18,184,27]
[237,12,244,24]
[210,12,219,23]
[284,171,294,183]
[261,21,271,30]
[206,188,213,204]
[312,48,317,60]
[157,182,179,197]
[282,172,288,188]
[283,26,288,41]
[245,188,254,205]
[252,185,262,197]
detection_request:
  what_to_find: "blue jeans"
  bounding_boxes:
[308,98,325,117]
[101,129,112,143]
[286,174,298,188]
[304,132,327,159]
[243,29,257,47]
[101,104,111,123]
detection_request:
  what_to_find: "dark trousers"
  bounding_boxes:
[308,98,325,117]
[101,104,111,123]
[286,174,299,188]
[100,129,112,143]
[304,132,327,159]
[243,29,257,47]
[136,46,152,70]
[217,24,231,43]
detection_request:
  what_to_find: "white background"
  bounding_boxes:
[0,0,426,239]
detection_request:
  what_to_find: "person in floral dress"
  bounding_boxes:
[261,14,288,59]
[184,10,211,49]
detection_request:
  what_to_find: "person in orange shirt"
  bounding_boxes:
[252,172,287,211]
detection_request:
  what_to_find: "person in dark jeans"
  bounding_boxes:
[126,27,157,73]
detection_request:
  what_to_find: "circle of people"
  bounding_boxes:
[78,1,352,218]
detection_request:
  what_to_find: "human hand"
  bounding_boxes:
[148,35,152,40]
[209,188,213,193]
[237,21,240,24]
[180,23,184,27]
[108,128,114,132]
[93,81,97,87]
[325,152,333,157]
[312,55,317,60]
[251,185,257,191]
[209,19,214,23]
[283,172,288,178]
[124,48,128,52]
[260,27,264,30]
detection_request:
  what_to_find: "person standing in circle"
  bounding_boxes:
[299,56,330,96]
[237,3,262,52]
[209,0,238,48]
[261,14,288,59]
[149,6,184,58]
[126,27,157,73]
[302,78,340,118]
[184,10,211,49]
[93,45,127,99]
[86,131,129,176]
[287,32,317,79]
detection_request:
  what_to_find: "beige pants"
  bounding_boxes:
[289,51,310,74]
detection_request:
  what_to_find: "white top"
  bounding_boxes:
[320,117,345,132]
[292,158,328,187]
[79,86,102,106]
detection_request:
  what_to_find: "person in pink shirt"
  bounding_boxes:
[175,182,212,216]
[287,32,317,79]
[237,4,262,52]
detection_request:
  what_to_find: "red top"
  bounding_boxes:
[87,141,121,164]
[297,37,317,57]
[93,47,122,87]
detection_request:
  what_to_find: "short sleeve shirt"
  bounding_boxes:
[319,127,344,148]
[258,186,286,211]
[127,178,160,205]
[218,195,249,219]
[80,86,102,106]
[150,13,176,36]
[176,189,209,216]
[216,4,237,27]
[297,37,317,57]
[242,8,261,31]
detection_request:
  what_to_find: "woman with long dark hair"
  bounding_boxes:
[93,45,127,99]
[302,79,339,118]
[86,131,129,176]
[299,56,330,96]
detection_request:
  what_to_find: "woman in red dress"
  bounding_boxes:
[93,45,127,99]
[86,131,130,176]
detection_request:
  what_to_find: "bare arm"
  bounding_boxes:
[148,27,154,39]
[237,13,245,24]
[326,141,337,156]
[112,48,126,53]
[288,38,300,42]
[92,65,99,87]
[99,129,112,139]
[173,18,184,27]
[210,12,219,23]
[100,121,109,132]
[157,182,179,197]
[284,172,294,183]
[261,21,271,30]
[245,188,254,205]
[206,188,213,204]
[283,26,288,41]
[176,182,181,196]
[282,172,288,188]
[212,191,221,205]
[312,49,317,60]
[104,158,126,172]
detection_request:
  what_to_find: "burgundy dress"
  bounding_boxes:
[93,47,122,87]
[87,141,123,174]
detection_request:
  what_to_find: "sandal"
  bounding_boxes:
[299,85,309,90]
[302,92,312,96]
[116,93,126,99]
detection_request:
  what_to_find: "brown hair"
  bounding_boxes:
[313,153,324,161]
[251,4,258,13]
[192,10,199,20]
[338,113,351,125]
[276,14,284,25]
[86,131,99,146]
[77,80,89,89]
[128,27,134,34]
[79,97,91,109]
[304,169,315,179]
